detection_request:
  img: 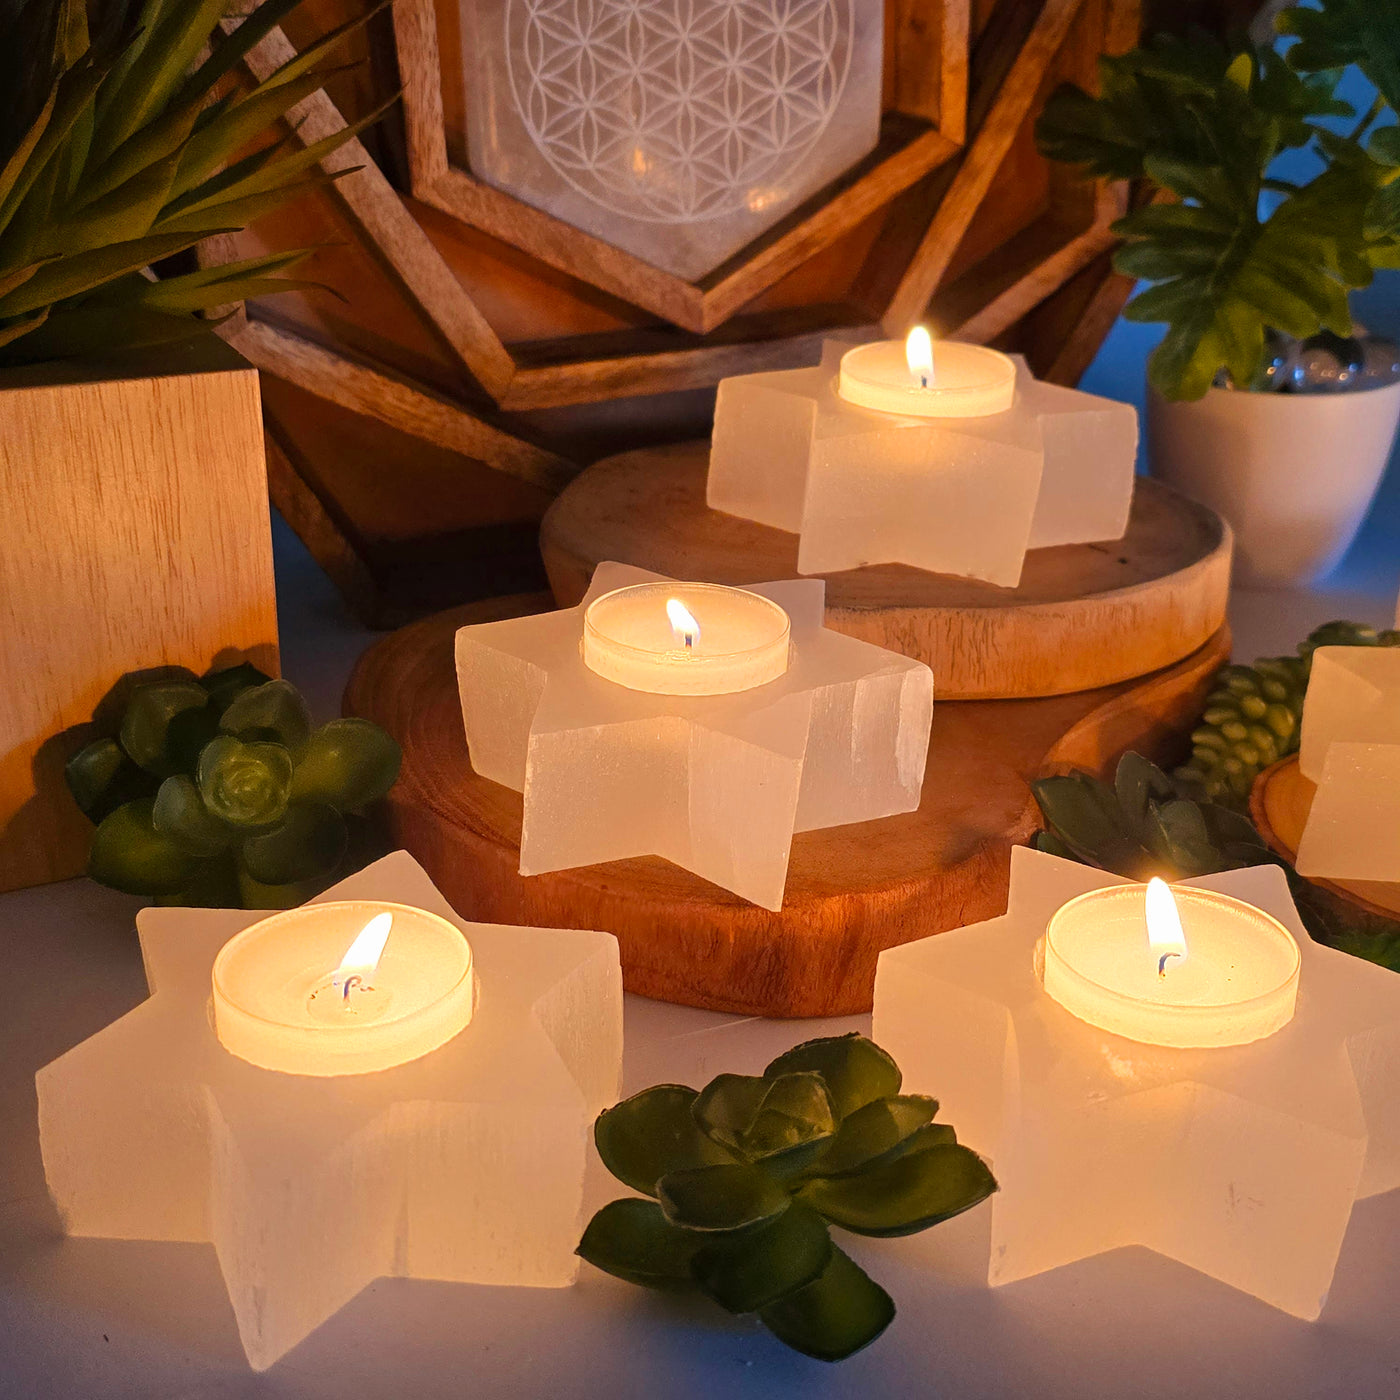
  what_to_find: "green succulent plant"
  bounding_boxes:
[1174,619,1400,807]
[1034,2,1400,400]
[0,0,387,367]
[65,661,401,908]
[1033,752,1400,972]
[578,1033,996,1362]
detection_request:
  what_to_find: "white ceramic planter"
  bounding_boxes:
[1147,380,1400,586]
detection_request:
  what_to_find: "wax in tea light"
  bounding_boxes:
[837,328,1017,418]
[212,902,475,1077]
[873,850,1400,1320]
[1040,877,1300,1048]
[581,581,790,695]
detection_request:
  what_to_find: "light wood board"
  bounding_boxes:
[344,599,1230,1018]
[538,441,1232,699]
[0,341,278,893]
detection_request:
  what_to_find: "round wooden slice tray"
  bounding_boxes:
[1251,755,1400,920]
[346,596,1231,1019]
[538,440,1232,700]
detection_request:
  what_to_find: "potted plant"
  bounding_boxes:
[1035,3,1400,585]
[0,0,382,893]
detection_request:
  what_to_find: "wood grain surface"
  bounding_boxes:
[538,441,1232,699]
[344,596,1230,1018]
[0,344,278,893]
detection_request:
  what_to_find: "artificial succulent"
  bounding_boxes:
[65,661,400,908]
[0,0,386,367]
[578,1033,996,1361]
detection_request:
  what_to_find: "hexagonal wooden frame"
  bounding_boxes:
[396,0,968,336]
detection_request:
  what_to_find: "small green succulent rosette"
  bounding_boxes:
[65,663,401,909]
[578,1034,997,1361]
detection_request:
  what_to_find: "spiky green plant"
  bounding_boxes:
[578,1034,996,1362]
[0,0,387,367]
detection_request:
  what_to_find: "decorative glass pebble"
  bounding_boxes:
[1358,335,1400,389]
[1296,645,1400,880]
[707,343,1137,584]
[872,849,1400,1320]
[454,561,933,909]
[456,0,885,280]
[36,853,623,1371]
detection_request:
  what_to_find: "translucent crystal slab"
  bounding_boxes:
[873,849,1400,1320]
[457,0,884,280]
[36,853,623,1371]
[1298,646,1400,780]
[708,345,1138,584]
[455,562,933,909]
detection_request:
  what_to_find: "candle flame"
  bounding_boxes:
[336,911,393,976]
[906,326,934,388]
[1146,877,1188,976]
[666,597,700,649]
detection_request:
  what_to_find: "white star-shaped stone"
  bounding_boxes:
[873,847,1400,1319]
[708,344,1138,583]
[455,562,933,909]
[36,853,622,1370]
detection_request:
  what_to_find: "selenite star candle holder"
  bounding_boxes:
[872,847,1400,1319]
[36,852,623,1370]
[1296,645,1400,880]
[707,334,1138,584]
[455,561,933,909]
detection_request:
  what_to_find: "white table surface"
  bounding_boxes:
[6,429,1400,1396]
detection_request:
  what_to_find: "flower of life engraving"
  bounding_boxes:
[504,0,855,225]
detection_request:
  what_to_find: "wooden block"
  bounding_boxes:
[537,441,1232,700]
[0,339,278,893]
[344,602,1230,1017]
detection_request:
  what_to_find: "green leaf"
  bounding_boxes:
[156,851,240,909]
[200,661,275,713]
[692,1072,835,1170]
[804,1096,943,1178]
[290,718,401,810]
[657,1163,791,1234]
[118,682,215,777]
[64,736,159,822]
[594,1085,735,1197]
[219,678,311,753]
[0,304,217,366]
[236,866,329,911]
[197,735,293,828]
[797,1142,996,1239]
[1031,773,1159,879]
[88,796,204,895]
[152,773,233,856]
[763,1034,901,1121]
[1280,0,1400,116]
[758,1246,894,1362]
[576,1198,701,1291]
[691,1203,833,1314]
[239,802,346,885]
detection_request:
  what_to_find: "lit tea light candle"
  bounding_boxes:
[1039,877,1300,1049]
[212,901,475,1076]
[837,326,1017,418]
[581,580,790,696]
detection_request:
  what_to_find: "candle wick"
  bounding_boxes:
[920,374,928,389]
[1157,952,1183,978]
[684,634,694,649]
[340,973,362,1002]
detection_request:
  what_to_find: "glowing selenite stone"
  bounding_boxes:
[456,0,884,280]
[455,562,933,909]
[581,581,790,695]
[1041,878,1300,1049]
[36,853,622,1371]
[708,339,1138,584]
[873,849,1400,1320]
[1297,646,1400,880]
